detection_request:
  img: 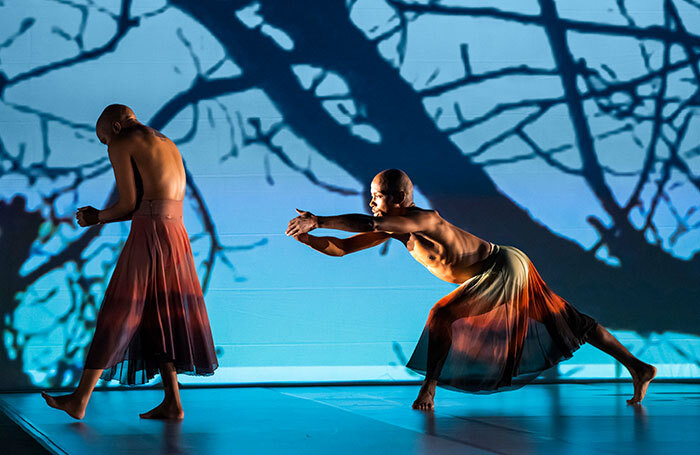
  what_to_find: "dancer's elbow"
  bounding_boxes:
[325,245,348,257]
[117,197,137,213]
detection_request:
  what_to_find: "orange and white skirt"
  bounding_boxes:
[407,245,597,392]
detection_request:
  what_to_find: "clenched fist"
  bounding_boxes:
[76,206,100,227]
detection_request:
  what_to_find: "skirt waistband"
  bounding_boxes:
[133,199,183,218]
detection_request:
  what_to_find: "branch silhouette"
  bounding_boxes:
[0,0,265,387]
[171,0,700,338]
[1,0,699,388]
[387,0,700,47]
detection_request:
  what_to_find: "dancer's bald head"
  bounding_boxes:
[97,104,136,128]
[371,169,414,207]
[96,104,137,145]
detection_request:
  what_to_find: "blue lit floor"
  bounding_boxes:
[1,383,698,454]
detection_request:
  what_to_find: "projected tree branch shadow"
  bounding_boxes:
[0,0,268,387]
[0,0,698,388]
[172,1,699,324]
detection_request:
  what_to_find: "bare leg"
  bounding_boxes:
[413,306,453,411]
[41,368,103,420]
[412,282,497,411]
[140,362,184,420]
[586,324,656,404]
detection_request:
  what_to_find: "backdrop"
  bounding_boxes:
[1,0,698,390]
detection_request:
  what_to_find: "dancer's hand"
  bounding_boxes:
[76,206,100,227]
[286,209,318,236]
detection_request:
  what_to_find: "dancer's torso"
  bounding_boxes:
[392,212,493,284]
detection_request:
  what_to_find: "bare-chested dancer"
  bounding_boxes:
[42,105,218,420]
[286,169,656,410]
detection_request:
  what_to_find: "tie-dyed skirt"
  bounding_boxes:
[84,200,218,385]
[407,245,597,392]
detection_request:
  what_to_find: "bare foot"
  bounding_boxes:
[139,400,184,420]
[412,380,436,411]
[627,363,657,405]
[41,391,86,420]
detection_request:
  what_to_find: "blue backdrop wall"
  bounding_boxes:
[1,0,699,390]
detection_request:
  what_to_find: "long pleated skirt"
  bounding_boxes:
[406,245,597,393]
[84,200,218,385]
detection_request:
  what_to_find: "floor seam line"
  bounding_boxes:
[272,390,502,454]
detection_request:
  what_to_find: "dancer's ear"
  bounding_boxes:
[393,191,406,206]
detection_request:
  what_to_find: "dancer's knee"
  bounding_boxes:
[428,305,452,330]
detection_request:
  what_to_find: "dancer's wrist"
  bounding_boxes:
[82,208,101,226]
[294,232,310,243]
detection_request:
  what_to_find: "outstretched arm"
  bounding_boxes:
[286,209,437,236]
[294,232,390,256]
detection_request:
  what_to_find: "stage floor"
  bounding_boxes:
[1,383,698,454]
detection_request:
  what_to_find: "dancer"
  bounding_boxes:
[286,169,655,410]
[42,105,218,420]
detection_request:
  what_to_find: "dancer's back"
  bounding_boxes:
[113,124,186,201]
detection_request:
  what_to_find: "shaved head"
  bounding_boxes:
[95,104,138,145]
[372,169,414,207]
[96,104,136,129]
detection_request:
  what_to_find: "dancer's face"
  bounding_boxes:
[369,180,401,217]
[96,121,120,146]
[96,123,109,145]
